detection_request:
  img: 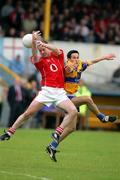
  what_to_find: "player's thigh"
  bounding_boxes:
[57,99,77,113]
[71,96,90,107]
[25,99,44,114]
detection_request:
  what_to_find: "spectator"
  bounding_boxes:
[8,54,25,76]
[22,12,37,33]
[114,25,120,45]
[9,0,25,32]
[0,25,5,37]
[79,19,90,42]
[6,27,17,37]
[7,78,31,127]
[19,30,25,38]
[0,77,8,123]
[1,0,14,18]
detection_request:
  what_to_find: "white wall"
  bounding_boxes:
[0,38,120,84]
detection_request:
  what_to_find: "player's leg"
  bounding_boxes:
[71,96,100,114]
[46,118,77,162]
[11,100,44,129]
[51,96,97,144]
[59,118,77,142]
[71,96,118,123]
[46,99,77,162]
[51,98,78,142]
[0,99,44,140]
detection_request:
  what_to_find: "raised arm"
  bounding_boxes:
[86,54,116,66]
[31,31,41,63]
[36,40,61,56]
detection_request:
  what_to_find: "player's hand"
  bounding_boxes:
[32,31,41,41]
[65,65,73,73]
[36,40,45,47]
[65,63,75,73]
[104,54,116,60]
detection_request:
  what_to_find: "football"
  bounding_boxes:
[22,34,32,48]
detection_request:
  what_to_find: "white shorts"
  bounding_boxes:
[34,86,69,107]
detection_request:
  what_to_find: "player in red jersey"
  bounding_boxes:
[0,31,78,162]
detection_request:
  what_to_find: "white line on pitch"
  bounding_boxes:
[0,170,52,180]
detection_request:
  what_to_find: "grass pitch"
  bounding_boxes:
[0,129,120,180]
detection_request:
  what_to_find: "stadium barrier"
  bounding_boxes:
[0,63,31,88]
[88,95,120,130]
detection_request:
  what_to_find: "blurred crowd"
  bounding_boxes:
[0,0,44,38]
[51,0,120,44]
[0,0,120,44]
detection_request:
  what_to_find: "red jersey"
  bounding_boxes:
[34,50,65,88]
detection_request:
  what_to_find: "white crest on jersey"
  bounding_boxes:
[50,64,58,72]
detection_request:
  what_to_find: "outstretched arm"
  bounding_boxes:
[87,54,116,66]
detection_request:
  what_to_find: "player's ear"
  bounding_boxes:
[67,58,71,61]
[67,59,71,63]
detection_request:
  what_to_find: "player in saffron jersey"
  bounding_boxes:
[49,50,118,152]
[0,32,78,162]
[59,50,118,141]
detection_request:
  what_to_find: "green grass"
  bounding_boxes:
[0,129,120,180]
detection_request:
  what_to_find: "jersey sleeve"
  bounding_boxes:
[30,55,42,64]
[81,62,88,71]
[30,56,35,64]
[34,60,43,70]
[29,56,43,71]
[59,49,64,60]
[51,49,64,63]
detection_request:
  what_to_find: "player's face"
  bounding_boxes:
[38,46,49,57]
[70,53,79,64]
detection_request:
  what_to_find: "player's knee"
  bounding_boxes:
[69,108,78,117]
[86,96,93,104]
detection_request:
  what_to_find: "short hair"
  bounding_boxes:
[67,50,79,59]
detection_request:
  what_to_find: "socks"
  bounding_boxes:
[7,127,16,136]
[50,141,58,150]
[97,113,105,121]
[55,126,63,135]
[50,126,63,150]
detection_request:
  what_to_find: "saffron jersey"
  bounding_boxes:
[64,60,88,94]
[33,50,65,88]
